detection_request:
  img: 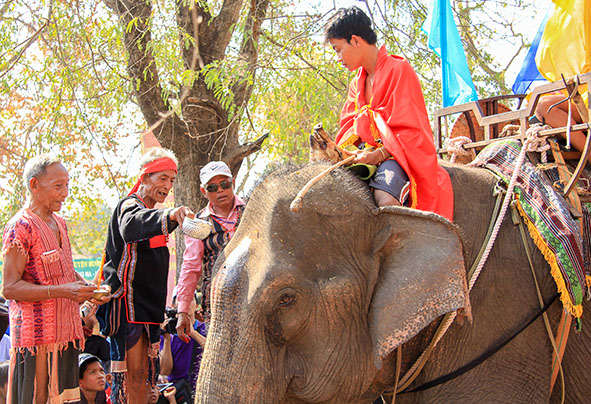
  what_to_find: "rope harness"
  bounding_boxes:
[447,136,476,163]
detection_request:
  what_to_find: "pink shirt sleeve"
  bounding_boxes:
[176,235,204,314]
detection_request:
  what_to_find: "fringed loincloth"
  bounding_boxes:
[8,342,81,404]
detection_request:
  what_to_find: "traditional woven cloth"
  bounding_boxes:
[582,204,591,287]
[2,209,84,403]
[469,139,587,320]
[1,209,83,349]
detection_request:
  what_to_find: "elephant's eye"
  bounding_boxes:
[278,294,295,308]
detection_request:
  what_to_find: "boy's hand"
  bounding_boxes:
[346,148,387,166]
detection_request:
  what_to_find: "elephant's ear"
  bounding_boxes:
[368,206,470,368]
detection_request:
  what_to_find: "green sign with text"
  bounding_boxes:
[0,258,102,283]
[73,258,102,282]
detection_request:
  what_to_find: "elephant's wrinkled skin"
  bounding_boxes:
[195,162,589,404]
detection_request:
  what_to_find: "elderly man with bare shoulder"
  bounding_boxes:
[2,155,109,404]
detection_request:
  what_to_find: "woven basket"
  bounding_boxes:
[182,217,212,240]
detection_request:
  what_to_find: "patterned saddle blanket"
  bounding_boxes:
[469,139,588,324]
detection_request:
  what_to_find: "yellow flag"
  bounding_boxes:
[535,0,590,107]
[536,0,591,81]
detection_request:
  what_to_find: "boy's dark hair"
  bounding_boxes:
[325,6,377,45]
[79,353,101,379]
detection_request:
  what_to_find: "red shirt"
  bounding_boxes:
[336,46,454,221]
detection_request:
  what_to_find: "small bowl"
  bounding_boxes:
[182,217,212,240]
[93,289,110,299]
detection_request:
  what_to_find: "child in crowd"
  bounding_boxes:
[79,353,108,404]
[148,385,177,404]
[80,301,111,370]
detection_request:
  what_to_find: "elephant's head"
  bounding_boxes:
[196,164,469,404]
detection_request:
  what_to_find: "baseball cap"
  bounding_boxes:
[79,353,101,377]
[199,161,232,186]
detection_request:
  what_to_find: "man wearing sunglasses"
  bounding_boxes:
[175,161,245,340]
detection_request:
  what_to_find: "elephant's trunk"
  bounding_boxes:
[195,248,286,403]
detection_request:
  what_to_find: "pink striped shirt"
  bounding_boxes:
[176,196,245,314]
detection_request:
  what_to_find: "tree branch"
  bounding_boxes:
[208,0,246,60]
[0,13,49,79]
[262,31,343,92]
[176,0,208,68]
[0,0,15,21]
[177,0,244,67]
[226,132,269,174]
[233,0,270,108]
[105,0,185,146]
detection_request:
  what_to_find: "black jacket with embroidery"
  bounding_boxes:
[101,194,178,324]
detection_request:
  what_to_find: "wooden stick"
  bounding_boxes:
[290,156,355,212]
[563,123,591,197]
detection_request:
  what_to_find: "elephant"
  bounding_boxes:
[194,161,591,404]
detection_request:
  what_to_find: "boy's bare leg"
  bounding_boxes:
[535,94,583,128]
[537,95,590,165]
[34,352,48,404]
[374,189,401,207]
[126,332,149,404]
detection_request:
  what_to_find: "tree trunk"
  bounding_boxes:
[105,0,269,269]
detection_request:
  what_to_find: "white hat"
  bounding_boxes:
[199,161,232,186]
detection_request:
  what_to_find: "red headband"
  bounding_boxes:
[128,157,178,196]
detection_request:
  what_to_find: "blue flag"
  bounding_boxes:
[422,0,479,107]
[511,11,549,94]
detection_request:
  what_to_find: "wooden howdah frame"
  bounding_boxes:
[435,72,591,156]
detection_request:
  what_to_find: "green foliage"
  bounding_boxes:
[243,0,541,165]
[0,1,138,255]
[241,1,350,164]
[0,0,543,256]
[64,199,112,257]
[201,60,248,117]
[149,0,186,100]
[248,44,347,163]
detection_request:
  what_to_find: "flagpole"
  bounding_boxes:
[440,0,448,108]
